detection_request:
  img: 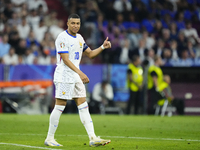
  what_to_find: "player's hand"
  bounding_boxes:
[78,71,90,84]
[102,37,111,49]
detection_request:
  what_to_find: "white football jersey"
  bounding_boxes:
[54,30,88,83]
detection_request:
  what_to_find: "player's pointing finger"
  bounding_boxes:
[105,37,108,41]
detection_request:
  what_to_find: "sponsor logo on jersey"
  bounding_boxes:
[60,42,65,48]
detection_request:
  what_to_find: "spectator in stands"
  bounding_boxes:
[26,30,40,48]
[30,43,40,57]
[23,48,35,65]
[7,12,21,27]
[169,22,178,40]
[161,14,172,28]
[41,31,54,49]
[95,13,105,46]
[17,16,30,39]
[127,26,142,50]
[183,21,200,45]
[18,55,24,64]
[135,1,148,22]
[0,12,6,33]
[177,31,188,51]
[15,39,27,55]
[91,80,114,114]
[37,4,46,17]
[33,19,48,42]
[37,52,51,65]
[115,13,126,32]
[153,38,165,58]
[161,28,171,48]
[113,0,132,14]
[116,38,131,64]
[3,1,14,20]
[11,0,26,14]
[153,20,163,40]
[162,48,172,65]
[8,31,20,49]
[27,9,40,28]
[83,0,100,23]
[170,40,179,60]
[110,26,125,51]
[142,30,155,49]
[44,11,58,27]
[168,0,179,12]
[141,14,156,33]
[27,0,48,14]
[18,3,28,18]
[179,49,193,66]
[49,20,64,40]
[186,40,196,58]
[0,34,11,58]
[2,47,18,65]
[103,1,117,21]
[48,40,56,56]
[129,39,148,62]
[175,12,185,31]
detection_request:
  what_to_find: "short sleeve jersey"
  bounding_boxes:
[54,30,88,83]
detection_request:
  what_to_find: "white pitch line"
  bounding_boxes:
[0,133,200,142]
[0,143,62,150]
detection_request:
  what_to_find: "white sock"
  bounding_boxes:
[46,105,65,140]
[78,101,96,140]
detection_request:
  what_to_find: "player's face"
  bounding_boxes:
[67,18,81,35]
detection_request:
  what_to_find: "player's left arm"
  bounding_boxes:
[84,37,111,59]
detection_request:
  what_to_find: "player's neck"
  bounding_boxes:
[67,29,76,37]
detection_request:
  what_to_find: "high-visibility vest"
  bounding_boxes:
[148,65,164,90]
[127,63,143,92]
[157,82,170,106]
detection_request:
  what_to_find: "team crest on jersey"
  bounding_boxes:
[79,41,82,48]
[60,42,65,48]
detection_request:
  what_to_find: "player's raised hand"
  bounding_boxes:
[102,37,111,49]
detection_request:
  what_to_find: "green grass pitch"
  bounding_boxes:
[0,114,200,150]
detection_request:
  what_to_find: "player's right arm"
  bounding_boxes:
[60,53,89,83]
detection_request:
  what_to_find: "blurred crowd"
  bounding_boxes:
[0,0,62,65]
[1,0,200,66]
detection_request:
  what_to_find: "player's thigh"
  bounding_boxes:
[72,82,87,106]
[54,82,75,100]
[72,82,86,98]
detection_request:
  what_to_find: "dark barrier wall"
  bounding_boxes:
[162,67,200,83]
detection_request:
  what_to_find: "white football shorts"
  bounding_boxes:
[54,81,86,100]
